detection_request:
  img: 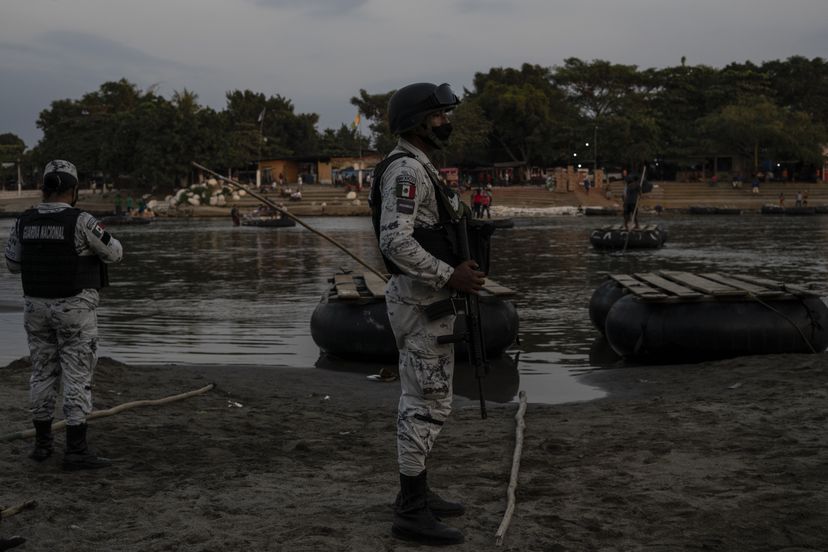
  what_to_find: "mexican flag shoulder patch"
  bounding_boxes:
[395,174,416,199]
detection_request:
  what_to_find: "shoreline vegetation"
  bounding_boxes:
[1,354,826,550]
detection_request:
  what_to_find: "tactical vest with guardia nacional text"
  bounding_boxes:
[18,208,105,298]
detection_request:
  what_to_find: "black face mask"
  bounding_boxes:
[432,123,453,142]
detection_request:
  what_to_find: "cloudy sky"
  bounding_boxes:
[2,0,826,147]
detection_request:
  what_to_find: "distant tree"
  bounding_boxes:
[318,124,371,157]
[442,98,491,166]
[553,58,660,168]
[700,96,826,172]
[224,90,319,162]
[762,56,828,124]
[0,133,26,188]
[350,89,395,154]
[471,63,575,167]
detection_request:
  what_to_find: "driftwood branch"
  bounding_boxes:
[495,390,528,546]
[0,500,37,520]
[0,384,215,442]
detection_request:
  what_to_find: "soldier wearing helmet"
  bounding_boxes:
[369,83,485,545]
[4,160,123,471]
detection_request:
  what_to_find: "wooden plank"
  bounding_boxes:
[362,272,386,298]
[333,274,361,299]
[699,273,786,298]
[726,274,816,297]
[609,274,668,299]
[659,271,748,297]
[482,278,515,297]
[634,273,703,299]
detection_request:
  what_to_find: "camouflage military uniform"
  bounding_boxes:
[378,137,462,477]
[4,203,123,425]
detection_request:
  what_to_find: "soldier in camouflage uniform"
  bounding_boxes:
[370,83,485,545]
[4,160,123,471]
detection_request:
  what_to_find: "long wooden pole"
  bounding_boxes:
[0,384,215,442]
[192,161,388,283]
[495,390,528,546]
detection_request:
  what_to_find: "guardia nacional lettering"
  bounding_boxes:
[22,225,65,240]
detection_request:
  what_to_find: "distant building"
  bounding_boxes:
[258,152,382,185]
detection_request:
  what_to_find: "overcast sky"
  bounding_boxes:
[2,0,826,148]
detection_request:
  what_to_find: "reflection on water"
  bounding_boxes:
[2,213,828,404]
[314,353,521,404]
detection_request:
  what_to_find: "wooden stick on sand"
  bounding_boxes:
[0,500,37,520]
[0,384,215,442]
[495,390,528,546]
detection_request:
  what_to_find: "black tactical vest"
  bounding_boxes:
[18,208,105,298]
[369,152,465,274]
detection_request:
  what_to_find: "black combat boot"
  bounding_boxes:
[395,470,466,517]
[29,419,54,462]
[62,423,111,471]
[0,517,26,551]
[392,471,464,545]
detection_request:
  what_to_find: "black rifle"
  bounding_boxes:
[435,216,490,419]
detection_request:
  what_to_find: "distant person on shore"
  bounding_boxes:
[230,205,240,226]
[583,175,591,194]
[779,192,785,207]
[751,176,760,194]
[472,187,483,218]
[623,175,642,230]
[114,191,123,215]
[803,190,809,207]
[4,160,123,471]
[126,195,134,215]
[795,191,803,207]
[481,184,493,218]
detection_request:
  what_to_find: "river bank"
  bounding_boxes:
[3,179,826,219]
[1,353,826,551]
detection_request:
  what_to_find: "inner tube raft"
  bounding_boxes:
[310,273,519,362]
[590,224,667,250]
[589,275,828,362]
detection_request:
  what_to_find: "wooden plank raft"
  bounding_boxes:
[609,271,819,302]
[332,272,517,300]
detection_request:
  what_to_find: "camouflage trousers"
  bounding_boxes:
[387,298,456,477]
[24,292,99,426]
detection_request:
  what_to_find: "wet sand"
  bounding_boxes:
[1,354,827,551]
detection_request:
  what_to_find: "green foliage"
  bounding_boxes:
[350,89,395,154]
[6,57,826,186]
[471,64,576,165]
[318,124,371,157]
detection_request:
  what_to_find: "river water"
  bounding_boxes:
[2,212,827,404]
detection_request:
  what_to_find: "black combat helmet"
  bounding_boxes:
[387,83,460,135]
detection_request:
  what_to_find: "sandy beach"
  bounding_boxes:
[1,352,826,551]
